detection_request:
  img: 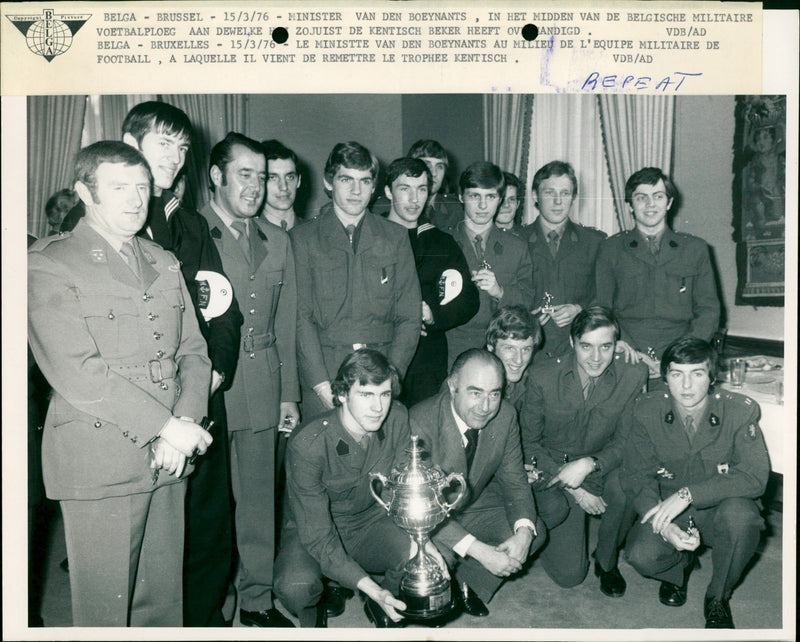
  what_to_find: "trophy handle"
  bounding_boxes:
[438,472,467,514]
[369,472,392,513]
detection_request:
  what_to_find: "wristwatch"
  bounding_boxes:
[678,486,693,504]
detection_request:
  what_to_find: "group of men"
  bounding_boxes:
[27,100,770,631]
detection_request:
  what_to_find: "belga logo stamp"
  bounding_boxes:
[6,8,91,62]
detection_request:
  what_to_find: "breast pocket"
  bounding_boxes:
[159,287,186,346]
[364,259,396,307]
[79,294,140,358]
[325,474,357,507]
[311,259,346,323]
[663,268,696,314]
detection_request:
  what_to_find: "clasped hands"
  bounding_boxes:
[641,492,700,551]
[468,528,532,578]
[150,416,213,478]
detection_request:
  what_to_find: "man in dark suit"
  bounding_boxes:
[409,349,545,617]
[28,141,213,626]
[199,132,299,628]
[519,307,648,595]
[444,162,534,368]
[525,161,607,360]
[59,102,242,625]
[384,156,480,406]
[274,350,444,628]
[594,167,720,379]
[290,142,421,419]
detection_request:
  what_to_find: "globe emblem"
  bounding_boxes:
[26,18,72,61]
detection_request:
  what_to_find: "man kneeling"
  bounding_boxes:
[274,349,446,627]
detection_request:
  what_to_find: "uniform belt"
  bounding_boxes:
[243,333,276,352]
[111,359,176,383]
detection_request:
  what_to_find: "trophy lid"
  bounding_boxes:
[390,435,446,486]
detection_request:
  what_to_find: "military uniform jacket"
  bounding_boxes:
[526,218,606,358]
[290,203,421,386]
[285,404,411,590]
[409,390,537,550]
[407,222,480,376]
[594,228,720,357]
[200,204,299,432]
[620,390,770,517]
[519,354,648,495]
[28,221,211,500]
[62,191,243,387]
[444,220,534,358]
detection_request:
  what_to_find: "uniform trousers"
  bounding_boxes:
[273,516,410,627]
[183,397,234,626]
[535,468,635,587]
[435,496,547,604]
[60,482,185,627]
[625,497,764,600]
[229,427,277,612]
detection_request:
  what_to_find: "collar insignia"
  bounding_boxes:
[89,248,106,262]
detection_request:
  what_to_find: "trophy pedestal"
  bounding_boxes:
[398,575,456,621]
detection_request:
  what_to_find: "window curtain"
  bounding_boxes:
[162,94,246,210]
[27,95,86,237]
[81,95,156,146]
[484,93,534,180]
[598,95,675,231]
[525,94,617,233]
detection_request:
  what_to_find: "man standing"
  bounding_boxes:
[200,132,299,628]
[261,139,302,231]
[444,162,534,367]
[525,161,606,360]
[384,157,480,406]
[28,141,213,626]
[494,172,526,238]
[622,337,769,628]
[59,102,243,626]
[485,305,541,412]
[594,167,720,376]
[410,350,545,617]
[291,141,421,419]
[519,307,648,595]
[274,350,446,628]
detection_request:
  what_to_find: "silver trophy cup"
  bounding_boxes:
[369,435,467,620]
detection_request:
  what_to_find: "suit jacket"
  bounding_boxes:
[284,403,411,590]
[28,221,211,500]
[200,204,299,432]
[525,218,606,358]
[620,390,770,516]
[594,228,720,357]
[519,353,648,495]
[290,203,421,387]
[444,221,534,363]
[409,389,537,550]
[61,192,243,386]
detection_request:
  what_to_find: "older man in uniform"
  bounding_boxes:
[519,307,648,595]
[410,349,546,617]
[524,161,606,360]
[594,167,720,377]
[200,132,299,628]
[290,141,421,419]
[274,350,446,628]
[28,141,213,626]
[444,162,534,368]
[621,337,769,628]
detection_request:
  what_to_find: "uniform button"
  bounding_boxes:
[247,327,254,333]
[249,274,256,281]
[94,420,102,428]
[250,292,256,299]
[107,310,115,320]
[249,309,255,315]
[160,382,169,390]
[142,293,152,301]
[153,331,163,340]
[249,352,256,359]
[148,312,159,321]
[156,350,165,358]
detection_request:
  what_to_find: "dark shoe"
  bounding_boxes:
[315,602,328,628]
[593,553,626,598]
[59,557,69,573]
[704,596,734,628]
[363,597,402,628]
[239,608,295,627]
[458,582,489,617]
[658,581,687,607]
[324,582,354,617]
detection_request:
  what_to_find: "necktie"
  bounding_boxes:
[280,219,288,231]
[473,235,484,260]
[547,230,560,258]
[147,198,172,249]
[231,219,251,262]
[464,428,480,471]
[346,224,356,249]
[119,241,140,279]
[684,415,696,442]
[646,235,660,257]
[583,376,597,400]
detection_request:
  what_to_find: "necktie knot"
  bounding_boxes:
[231,219,252,262]
[583,376,597,400]
[473,235,484,259]
[547,230,560,258]
[346,224,356,246]
[119,241,140,279]
[684,415,696,441]
[646,235,660,256]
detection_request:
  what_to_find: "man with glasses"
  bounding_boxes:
[594,167,720,381]
[525,161,606,361]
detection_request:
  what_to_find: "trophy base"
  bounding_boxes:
[397,585,457,622]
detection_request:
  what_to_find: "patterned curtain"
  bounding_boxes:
[27,95,86,237]
[162,94,246,210]
[598,95,675,231]
[82,95,156,146]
